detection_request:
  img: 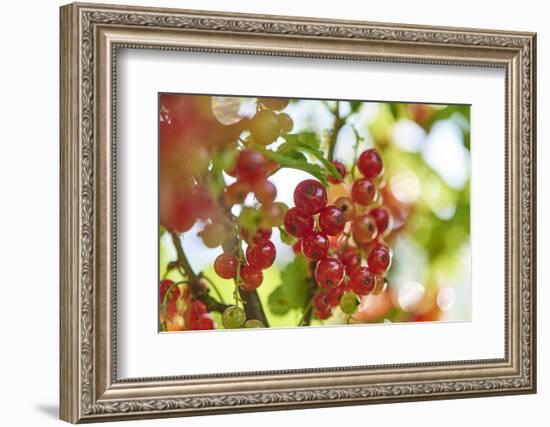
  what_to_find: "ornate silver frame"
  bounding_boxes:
[60,2,537,423]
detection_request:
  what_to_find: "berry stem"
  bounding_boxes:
[298,261,318,326]
[199,273,226,304]
[350,124,363,180]
[328,102,345,162]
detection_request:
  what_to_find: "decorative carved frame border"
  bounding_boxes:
[60,2,536,423]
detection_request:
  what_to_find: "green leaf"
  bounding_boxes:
[349,100,362,113]
[267,256,310,316]
[267,286,292,315]
[280,255,309,308]
[253,144,329,186]
[276,132,343,183]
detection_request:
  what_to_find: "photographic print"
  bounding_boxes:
[158,94,471,332]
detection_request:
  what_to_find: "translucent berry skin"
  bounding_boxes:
[369,207,391,235]
[253,179,277,205]
[315,307,332,320]
[314,293,331,313]
[358,148,384,178]
[327,160,347,184]
[351,214,378,244]
[236,150,266,182]
[327,285,345,306]
[284,207,314,238]
[301,232,330,261]
[349,267,375,295]
[239,265,264,291]
[367,244,392,274]
[214,253,239,279]
[315,258,345,290]
[319,205,346,236]
[293,179,328,215]
[289,240,301,255]
[246,239,276,270]
[340,247,361,273]
[351,178,377,206]
[334,196,355,222]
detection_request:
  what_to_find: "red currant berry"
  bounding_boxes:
[236,150,266,182]
[239,265,264,291]
[160,187,196,233]
[159,279,176,302]
[327,286,345,306]
[339,247,361,273]
[367,243,392,274]
[351,178,377,206]
[253,179,277,205]
[196,316,215,330]
[314,293,331,313]
[246,239,276,270]
[369,207,392,235]
[349,267,375,295]
[315,307,332,320]
[160,279,180,319]
[351,214,378,244]
[358,148,384,178]
[301,231,330,261]
[334,196,355,222]
[284,207,314,238]
[315,258,345,289]
[327,160,347,184]
[319,205,346,236]
[241,227,272,244]
[292,239,303,254]
[191,300,207,316]
[214,253,239,279]
[293,179,328,215]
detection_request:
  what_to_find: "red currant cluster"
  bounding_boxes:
[284,148,393,320]
[159,279,215,331]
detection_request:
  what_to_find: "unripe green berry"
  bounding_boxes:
[340,291,360,315]
[244,319,265,328]
[222,306,246,329]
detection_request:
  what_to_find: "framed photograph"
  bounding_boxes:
[60,2,537,423]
